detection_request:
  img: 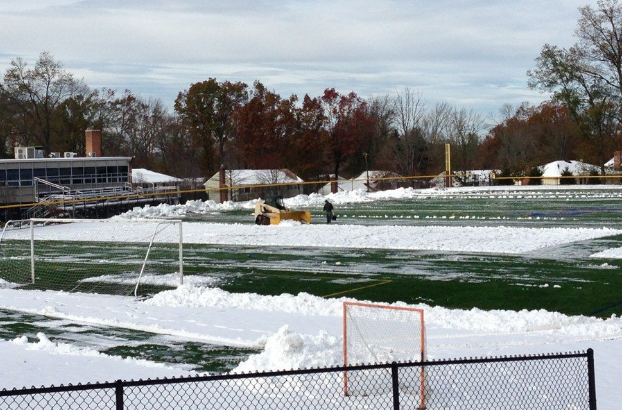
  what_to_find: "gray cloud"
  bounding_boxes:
[0,0,588,115]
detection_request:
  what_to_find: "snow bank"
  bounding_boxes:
[116,185,622,219]
[4,221,619,255]
[145,286,342,316]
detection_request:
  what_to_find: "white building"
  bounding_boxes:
[539,160,600,185]
[204,169,304,202]
[318,171,404,194]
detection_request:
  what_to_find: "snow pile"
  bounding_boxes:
[145,286,342,316]
[12,333,101,357]
[591,248,622,259]
[118,199,258,219]
[0,278,21,289]
[233,326,341,373]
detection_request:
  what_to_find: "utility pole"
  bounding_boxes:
[445,144,451,188]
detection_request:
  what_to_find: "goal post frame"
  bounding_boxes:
[343,301,426,367]
[343,301,426,406]
[28,218,184,294]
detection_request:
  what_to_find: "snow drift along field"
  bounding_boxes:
[3,221,620,255]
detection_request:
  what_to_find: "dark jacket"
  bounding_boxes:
[323,202,334,213]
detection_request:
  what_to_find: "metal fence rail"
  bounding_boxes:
[0,349,596,410]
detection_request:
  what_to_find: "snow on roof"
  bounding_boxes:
[319,171,399,193]
[206,169,303,186]
[132,168,181,184]
[539,160,599,177]
[353,170,399,180]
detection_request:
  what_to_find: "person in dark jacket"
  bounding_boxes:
[323,199,334,224]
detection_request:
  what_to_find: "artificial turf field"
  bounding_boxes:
[4,187,622,317]
[2,186,622,371]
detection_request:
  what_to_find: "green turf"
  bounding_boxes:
[102,343,258,373]
[182,243,622,318]
[3,232,621,317]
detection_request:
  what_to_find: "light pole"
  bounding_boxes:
[363,152,369,192]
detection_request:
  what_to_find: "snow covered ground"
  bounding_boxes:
[1,186,622,409]
[4,220,619,255]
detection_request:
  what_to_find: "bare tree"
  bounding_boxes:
[390,88,427,175]
[419,102,453,173]
[448,108,485,173]
[1,52,86,153]
[423,102,452,144]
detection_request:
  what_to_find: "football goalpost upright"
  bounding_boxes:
[343,301,426,407]
[21,218,184,296]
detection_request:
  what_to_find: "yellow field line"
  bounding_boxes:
[322,280,393,298]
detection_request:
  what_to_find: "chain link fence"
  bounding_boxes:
[0,349,596,410]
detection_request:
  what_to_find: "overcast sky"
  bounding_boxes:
[0,0,588,118]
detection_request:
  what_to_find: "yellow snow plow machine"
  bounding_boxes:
[253,196,311,225]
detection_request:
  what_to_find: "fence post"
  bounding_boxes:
[391,362,400,410]
[115,379,124,410]
[587,348,597,410]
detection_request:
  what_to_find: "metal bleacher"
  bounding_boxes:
[26,177,176,219]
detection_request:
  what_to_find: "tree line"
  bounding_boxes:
[1,0,622,184]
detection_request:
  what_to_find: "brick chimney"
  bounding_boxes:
[614,151,622,171]
[85,129,102,157]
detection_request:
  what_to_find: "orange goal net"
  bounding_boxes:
[343,301,426,406]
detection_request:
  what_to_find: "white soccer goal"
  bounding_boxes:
[343,301,426,405]
[0,218,183,297]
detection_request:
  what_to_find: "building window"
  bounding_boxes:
[20,168,33,186]
[71,166,84,184]
[7,169,19,187]
[47,167,59,183]
[84,166,95,184]
[96,166,107,183]
[119,165,129,182]
[60,167,71,185]
[107,166,118,182]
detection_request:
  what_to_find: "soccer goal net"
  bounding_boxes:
[0,218,183,297]
[343,301,426,404]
